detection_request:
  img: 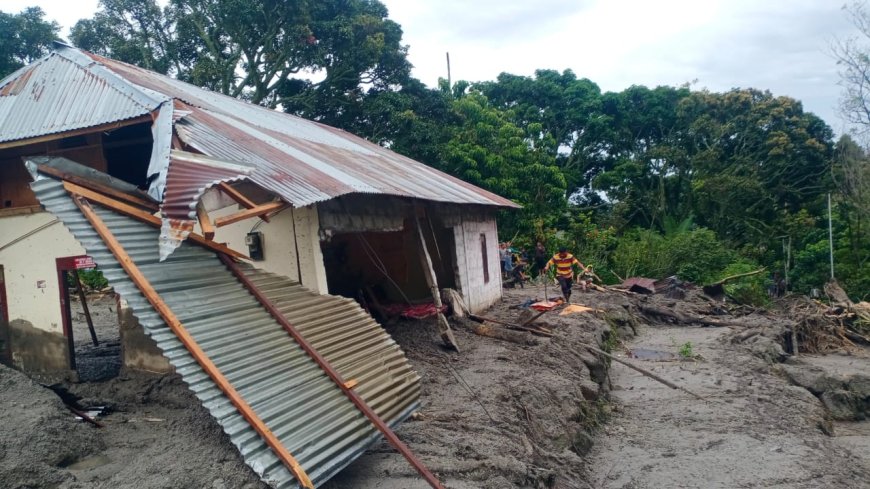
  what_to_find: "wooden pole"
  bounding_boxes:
[72,196,314,489]
[828,193,835,279]
[213,201,286,227]
[196,202,215,240]
[220,254,446,489]
[73,272,99,346]
[413,212,459,351]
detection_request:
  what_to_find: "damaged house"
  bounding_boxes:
[0,44,517,488]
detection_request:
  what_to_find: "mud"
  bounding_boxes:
[69,294,121,382]
[587,292,870,488]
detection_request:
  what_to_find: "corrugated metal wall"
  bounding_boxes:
[31,177,420,488]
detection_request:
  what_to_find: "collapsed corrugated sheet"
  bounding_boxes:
[0,50,162,144]
[31,176,420,488]
[159,150,254,259]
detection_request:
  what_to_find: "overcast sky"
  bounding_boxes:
[6,0,859,132]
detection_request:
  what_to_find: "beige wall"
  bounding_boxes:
[0,211,86,334]
[453,217,502,313]
[206,204,329,294]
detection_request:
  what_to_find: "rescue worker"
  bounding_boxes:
[544,246,589,302]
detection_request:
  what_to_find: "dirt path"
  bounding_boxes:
[586,322,870,488]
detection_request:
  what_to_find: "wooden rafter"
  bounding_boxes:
[72,196,314,489]
[196,201,215,240]
[218,181,271,223]
[38,165,159,212]
[213,201,286,228]
[61,181,249,261]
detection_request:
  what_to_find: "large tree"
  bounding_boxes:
[0,7,60,79]
[71,0,411,124]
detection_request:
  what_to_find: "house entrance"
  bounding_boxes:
[320,218,456,319]
[56,255,120,381]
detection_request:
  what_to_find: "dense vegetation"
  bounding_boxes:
[2,1,868,301]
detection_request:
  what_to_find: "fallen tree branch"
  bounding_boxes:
[579,342,705,400]
[469,314,553,337]
[707,268,767,287]
[456,318,542,345]
[637,305,747,328]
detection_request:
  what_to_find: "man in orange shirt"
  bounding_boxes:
[544,246,589,302]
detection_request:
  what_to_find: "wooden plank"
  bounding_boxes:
[413,213,458,351]
[220,254,446,489]
[218,182,270,223]
[38,164,159,211]
[72,196,314,489]
[73,272,99,347]
[0,115,152,150]
[213,201,285,228]
[62,181,249,261]
[196,201,215,240]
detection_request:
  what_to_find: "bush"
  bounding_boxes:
[66,269,109,291]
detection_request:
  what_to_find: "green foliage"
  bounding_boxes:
[0,6,59,78]
[719,262,769,306]
[65,269,109,291]
[677,341,694,359]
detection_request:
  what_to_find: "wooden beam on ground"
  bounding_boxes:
[219,254,446,489]
[413,213,459,351]
[73,196,313,489]
[38,164,158,212]
[62,181,249,261]
[213,201,286,228]
[196,202,214,240]
[218,182,271,223]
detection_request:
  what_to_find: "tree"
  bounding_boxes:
[71,0,411,124]
[835,2,870,130]
[0,7,60,79]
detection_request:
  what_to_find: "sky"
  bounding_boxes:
[5,0,859,133]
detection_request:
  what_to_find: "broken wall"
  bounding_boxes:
[450,215,502,313]
[0,212,85,374]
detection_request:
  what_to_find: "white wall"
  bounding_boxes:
[207,204,329,294]
[453,217,502,313]
[0,212,86,333]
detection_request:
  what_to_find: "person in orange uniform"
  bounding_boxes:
[544,246,589,303]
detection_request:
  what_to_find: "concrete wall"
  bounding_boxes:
[0,211,85,374]
[208,204,329,294]
[118,296,173,374]
[452,217,502,313]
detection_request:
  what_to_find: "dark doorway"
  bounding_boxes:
[0,265,9,364]
[320,218,457,311]
[56,256,121,381]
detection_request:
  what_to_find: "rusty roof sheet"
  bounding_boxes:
[76,48,518,208]
[162,150,253,222]
[32,175,420,488]
[0,50,164,144]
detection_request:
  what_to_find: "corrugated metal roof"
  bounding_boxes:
[31,176,420,488]
[162,150,253,221]
[0,51,163,144]
[76,48,518,208]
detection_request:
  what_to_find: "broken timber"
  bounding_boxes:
[220,254,446,489]
[72,196,315,489]
[213,200,286,228]
[218,181,272,223]
[413,212,459,351]
[62,181,249,261]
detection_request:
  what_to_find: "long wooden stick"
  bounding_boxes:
[73,196,314,489]
[707,268,766,287]
[579,342,705,400]
[220,254,446,489]
[218,182,271,223]
[213,201,286,227]
[73,272,99,346]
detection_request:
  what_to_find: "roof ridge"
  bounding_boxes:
[52,45,167,111]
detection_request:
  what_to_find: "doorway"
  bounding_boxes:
[56,256,120,381]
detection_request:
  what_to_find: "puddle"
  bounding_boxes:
[629,348,680,361]
[62,454,112,470]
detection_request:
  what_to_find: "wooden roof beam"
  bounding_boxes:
[218,181,272,223]
[213,201,286,228]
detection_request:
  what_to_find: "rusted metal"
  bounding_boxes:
[219,254,446,489]
[72,195,316,489]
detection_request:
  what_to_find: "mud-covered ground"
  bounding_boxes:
[69,293,121,382]
[4,284,870,489]
[585,289,870,488]
[2,286,613,489]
